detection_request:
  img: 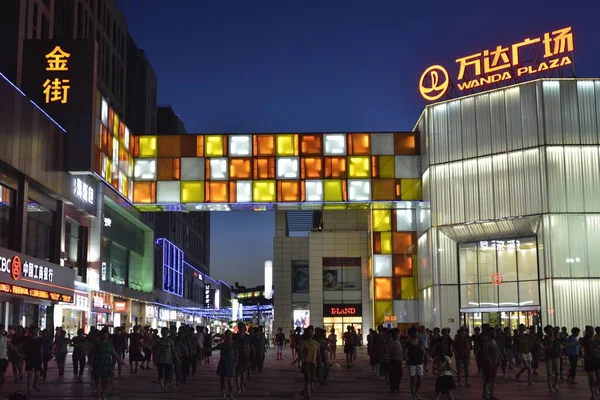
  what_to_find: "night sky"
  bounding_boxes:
[118,0,600,287]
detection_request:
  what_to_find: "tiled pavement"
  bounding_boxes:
[1,347,595,399]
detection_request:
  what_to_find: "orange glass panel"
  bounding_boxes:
[229,158,252,179]
[324,157,347,178]
[255,135,275,156]
[392,278,402,299]
[371,179,395,201]
[101,126,110,153]
[196,135,204,157]
[277,181,300,202]
[395,179,402,200]
[393,232,416,254]
[157,158,174,180]
[374,278,393,300]
[132,136,140,157]
[300,134,323,155]
[302,157,323,179]
[373,232,382,254]
[393,254,413,276]
[228,182,237,202]
[108,107,114,132]
[207,182,228,203]
[180,135,197,157]
[253,157,275,179]
[133,182,155,203]
[348,133,370,155]
[394,133,418,155]
[157,136,181,157]
[119,121,125,143]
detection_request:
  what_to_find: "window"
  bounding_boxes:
[25,201,54,261]
[0,185,15,249]
[322,257,362,304]
[64,219,81,268]
[292,261,309,293]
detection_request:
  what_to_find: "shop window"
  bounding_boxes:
[25,201,54,261]
[498,246,517,282]
[460,284,478,309]
[459,243,478,284]
[0,185,15,249]
[109,242,128,286]
[64,219,82,269]
[478,245,497,283]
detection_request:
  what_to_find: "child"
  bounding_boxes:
[433,345,457,400]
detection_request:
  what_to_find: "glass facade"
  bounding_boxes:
[0,184,15,249]
[25,201,54,261]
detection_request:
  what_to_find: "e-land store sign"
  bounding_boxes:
[419,26,574,101]
[0,248,74,303]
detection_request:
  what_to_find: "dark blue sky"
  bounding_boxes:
[118,0,600,286]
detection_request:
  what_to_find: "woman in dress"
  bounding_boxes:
[92,328,123,400]
[54,330,70,377]
[128,325,144,373]
[153,327,178,393]
[214,330,237,400]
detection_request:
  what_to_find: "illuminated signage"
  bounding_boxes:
[419,26,574,101]
[103,217,112,227]
[43,46,71,104]
[491,272,503,286]
[0,283,72,303]
[0,253,54,283]
[73,178,94,205]
[323,304,362,317]
[479,239,521,251]
[384,315,397,322]
[204,284,212,308]
[158,308,170,321]
[114,301,127,313]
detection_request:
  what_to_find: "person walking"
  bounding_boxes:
[388,329,403,393]
[542,324,561,393]
[128,326,143,373]
[299,325,319,400]
[514,323,535,385]
[23,326,42,395]
[110,327,126,377]
[565,327,580,384]
[328,328,337,362]
[0,324,21,397]
[92,328,124,400]
[482,326,501,400]
[214,330,237,400]
[453,327,471,387]
[53,330,70,377]
[275,328,286,361]
[580,325,600,399]
[417,326,430,372]
[153,327,178,393]
[72,328,89,382]
[433,344,457,400]
[233,323,250,394]
[406,327,425,400]
[40,329,52,380]
[9,326,24,382]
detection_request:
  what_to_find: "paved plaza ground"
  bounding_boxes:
[1,347,595,399]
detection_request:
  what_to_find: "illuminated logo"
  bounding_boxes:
[419,65,449,101]
[419,26,574,101]
[11,256,21,281]
[491,272,503,286]
[330,307,357,316]
[43,45,71,104]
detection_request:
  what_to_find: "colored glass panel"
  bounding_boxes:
[278,181,300,202]
[113,113,119,136]
[253,158,275,179]
[394,133,417,155]
[253,180,276,202]
[373,232,381,254]
[392,278,402,299]
[207,182,228,203]
[181,135,200,157]
[138,136,157,157]
[324,134,346,155]
[181,181,205,203]
[300,134,322,155]
[323,180,343,202]
[371,179,395,201]
[348,179,370,201]
[157,158,176,180]
[393,254,413,276]
[133,181,155,203]
[305,180,323,202]
[381,232,392,254]
[276,157,299,179]
[229,135,252,156]
[229,158,252,179]
[374,254,392,277]
[393,232,416,254]
[236,181,252,202]
[378,155,395,178]
[374,300,393,324]
[157,181,181,203]
[255,135,275,156]
[157,136,181,157]
[348,156,370,178]
[276,134,297,156]
[372,210,391,232]
[348,133,370,155]
[400,179,422,200]
[401,277,417,300]
[205,135,224,157]
[302,157,323,179]
[324,157,346,178]
[374,278,392,300]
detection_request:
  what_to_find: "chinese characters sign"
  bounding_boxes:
[204,284,212,309]
[0,254,54,283]
[0,283,72,303]
[43,46,71,104]
[419,26,574,101]
[479,239,521,251]
[73,177,94,205]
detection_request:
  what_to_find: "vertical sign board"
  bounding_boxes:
[204,283,212,309]
[21,39,98,172]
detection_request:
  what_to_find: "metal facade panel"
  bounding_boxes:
[508,151,526,217]
[577,81,598,144]
[463,159,479,223]
[504,86,523,151]
[477,157,494,220]
[490,90,507,154]
[561,81,581,144]
[582,147,600,212]
[475,93,492,156]
[447,100,463,162]
[543,81,563,144]
[461,97,478,159]
[520,82,540,148]
[492,154,510,219]
[522,148,543,215]
[546,147,567,212]
[564,147,584,212]
[427,108,436,165]
[596,82,600,137]
[418,117,430,171]
[417,232,433,290]
[438,230,458,285]
[429,166,438,227]
[435,164,451,226]
[449,161,465,224]
[585,215,600,276]
[433,103,449,164]
[422,168,431,201]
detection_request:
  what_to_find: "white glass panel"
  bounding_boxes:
[112,137,119,165]
[586,215,600,276]
[498,282,518,307]
[101,98,108,126]
[210,158,228,180]
[133,159,156,180]
[393,300,418,323]
[181,157,204,181]
[371,133,394,155]
[568,215,588,277]
[546,147,567,212]
[479,283,498,307]
[124,126,130,150]
[478,245,496,283]
[459,243,478,284]
[460,284,478,308]
[517,238,538,280]
[552,280,572,329]
[565,147,584,212]
[497,247,517,282]
[543,80,563,144]
[348,179,370,201]
[396,209,415,231]
[229,135,251,156]
[157,181,181,203]
[276,157,299,179]
[549,214,571,277]
[236,181,252,202]
[373,255,392,277]
[518,280,539,307]
[323,134,346,155]
[305,180,323,202]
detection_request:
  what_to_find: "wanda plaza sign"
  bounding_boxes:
[419,26,574,101]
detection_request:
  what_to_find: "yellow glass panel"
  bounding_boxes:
[379,156,395,178]
[401,277,418,300]
[181,181,205,203]
[372,209,391,232]
[400,178,422,200]
[105,159,112,183]
[380,232,392,254]
[253,180,276,202]
[276,134,296,156]
[205,135,224,157]
[412,255,418,277]
[138,136,157,157]
[113,113,119,136]
[374,301,393,324]
[323,179,343,202]
[348,156,370,178]
[375,278,393,300]
[323,204,346,210]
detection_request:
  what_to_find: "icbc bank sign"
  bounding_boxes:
[419,26,574,101]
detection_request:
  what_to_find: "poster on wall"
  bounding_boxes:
[292,261,309,293]
[293,310,310,329]
[322,266,361,291]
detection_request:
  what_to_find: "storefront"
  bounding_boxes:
[158,307,176,328]
[129,300,142,328]
[91,291,113,329]
[59,291,90,337]
[145,304,158,329]
[112,299,128,329]
[323,304,362,336]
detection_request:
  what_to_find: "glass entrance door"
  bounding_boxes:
[461,310,541,332]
